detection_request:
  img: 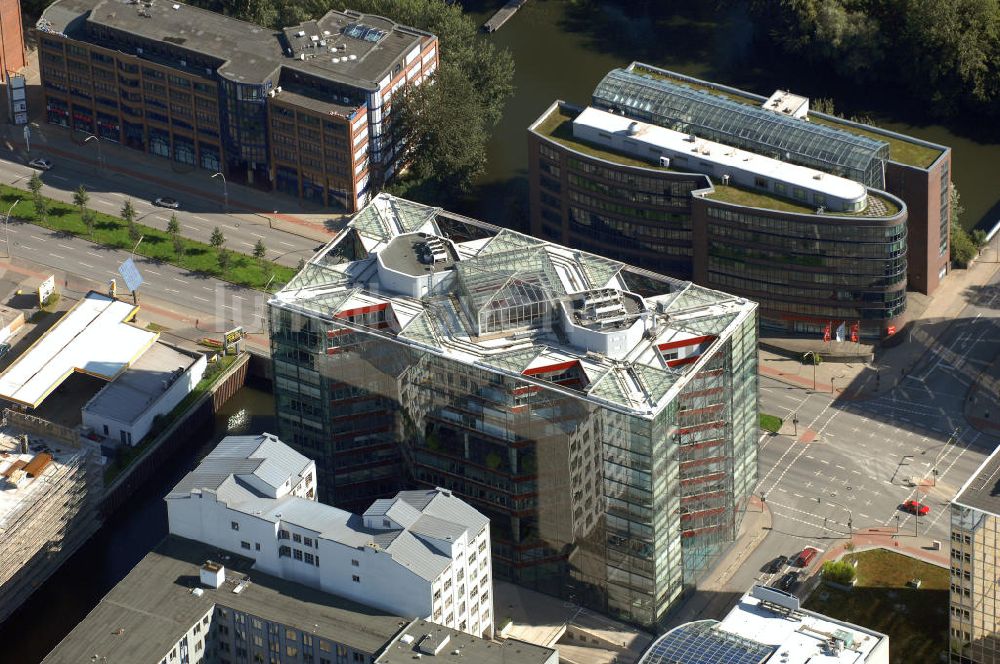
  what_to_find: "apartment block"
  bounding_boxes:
[166,433,494,639]
[42,537,555,664]
[36,0,438,211]
[269,193,758,628]
[950,446,1000,662]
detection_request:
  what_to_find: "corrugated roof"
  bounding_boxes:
[396,489,490,535]
[166,433,311,499]
[384,530,450,581]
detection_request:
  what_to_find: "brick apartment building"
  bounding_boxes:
[36,0,438,212]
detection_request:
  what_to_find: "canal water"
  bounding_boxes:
[460,1,1000,232]
[0,383,276,664]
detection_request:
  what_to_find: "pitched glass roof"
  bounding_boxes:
[593,68,889,188]
[479,347,545,374]
[456,246,564,325]
[638,620,775,664]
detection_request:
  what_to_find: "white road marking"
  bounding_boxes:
[145,269,161,276]
[192,215,213,223]
[80,262,94,269]
[50,253,65,259]
[87,251,102,258]
[57,244,74,250]
[50,174,69,182]
[193,296,209,302]
[251,231,265,238]
[278,241,294,247]
[20,245,33,251]
[30,235,46,241]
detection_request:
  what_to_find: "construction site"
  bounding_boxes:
[0,425,102,623]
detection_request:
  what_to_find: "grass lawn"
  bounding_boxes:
[804,549,949,663]
[0,185,295,291]
[759,413,783,432]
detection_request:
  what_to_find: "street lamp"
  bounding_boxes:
[4,198,19,258]
[817,497,853,538]
[212,171,228,213]
[84,134,104,171]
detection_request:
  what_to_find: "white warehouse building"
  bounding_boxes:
[167,433,494,639]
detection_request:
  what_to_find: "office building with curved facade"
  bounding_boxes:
[269,193,759,629]
[529,63,950,339]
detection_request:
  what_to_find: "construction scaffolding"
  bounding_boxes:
[0,432,102,623]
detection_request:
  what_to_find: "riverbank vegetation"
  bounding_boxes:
[737,0,1000,121]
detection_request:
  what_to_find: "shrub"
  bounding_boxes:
[822,560,857,585]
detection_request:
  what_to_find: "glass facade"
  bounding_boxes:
[950,503,1000,663]
[270,195,759,629]
[592,67,890,188]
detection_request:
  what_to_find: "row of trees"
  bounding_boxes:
[738,0,1000,120]
[181,0,515,202]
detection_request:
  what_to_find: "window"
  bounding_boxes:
[304,552,315,564]
[304,537,314,547]
[352,575,361,583]
[278,529,289,540]
[286,629,297,640]
[351,559,359,567]
[231,521,239,531]
[255,542,260,551]
[241,541,251,550]
[293,533,302,543]
[293,549,303,561]
[279,545,291,558]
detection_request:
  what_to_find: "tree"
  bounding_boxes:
[172,234,185,258]
[27,172,43,198]
[210,226,226,250]
[950,186,977,267]
[82,210,95,237]
[128,218,141,243]
[217,248,232,274]
[253,239,267,263]
[32,195,49,224]
[167,213,180,237]
[72,185,90,215]
[392,63,488,198]
[121,199,136,225]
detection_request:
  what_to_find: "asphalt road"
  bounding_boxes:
[723,266,1000,600]
[3,219,270,336]
[0,147,321,268]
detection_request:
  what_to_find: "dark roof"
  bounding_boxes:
[40,0,431,90]
[375,620,557,664]
[42,536,408,663]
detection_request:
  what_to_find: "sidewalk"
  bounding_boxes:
[759,257,1000,403]
[3,48,343,244]
[664,495,773,627]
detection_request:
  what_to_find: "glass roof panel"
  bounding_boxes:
[587,368,631,407]
[480,347,546,374]
[284,263,349,291]
[352,204,392,241]
[398,311,440,349]
[386,196,440,233]
[632,363,677,403]
[638,621,775,664]
[479,228,546,256]
[593,68,890,188]
[578,253,624,290]
[673,312,739,337]
[456,247,565,317]
[293,289,357,319]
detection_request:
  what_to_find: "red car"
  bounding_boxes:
[794,546,819,567]
[903,500,930,516]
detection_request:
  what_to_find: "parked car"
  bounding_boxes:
[778,570,800,591]
[0,343,10,360]
[28,158,53,171]
[794,546,819,567]
[902,500,930,516]
[154,196,180,209]
[765,555,789,574]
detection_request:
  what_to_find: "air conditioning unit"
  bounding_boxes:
[659,156,670,168]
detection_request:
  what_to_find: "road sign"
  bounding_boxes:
[38,275,54,305]
[224,326,244,345]
[118,258,143,292]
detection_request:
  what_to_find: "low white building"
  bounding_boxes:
[638,585,889,664]
[167,433,494,639]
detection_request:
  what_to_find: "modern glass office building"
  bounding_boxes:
[269,194,758,628]
[530,63,952,339]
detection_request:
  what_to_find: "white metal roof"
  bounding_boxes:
[717,592,886,663]
[574,106,867,204]
[0,292,158,408]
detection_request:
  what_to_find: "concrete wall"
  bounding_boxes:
[82,353,207,446]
